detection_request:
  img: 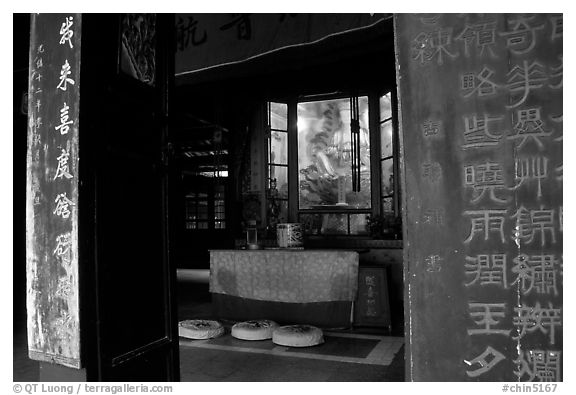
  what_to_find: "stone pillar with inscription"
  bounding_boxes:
[395,13,562,381]
[26,14,82,370]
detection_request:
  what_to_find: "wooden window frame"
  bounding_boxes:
[184,177,227,231]
[265,89,400,238]
[378,89,401,217]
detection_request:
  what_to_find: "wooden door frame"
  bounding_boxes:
[76,13,179,381]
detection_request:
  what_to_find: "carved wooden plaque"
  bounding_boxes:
[395,13,562,381]
[26,13,82,369]
[355,266,392,328]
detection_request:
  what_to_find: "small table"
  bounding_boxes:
[209,249,359,327]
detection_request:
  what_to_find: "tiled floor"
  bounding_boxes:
[179,344,405,381]
[13,285,405,382]
[180,331,404,366]
[177,284,406,381]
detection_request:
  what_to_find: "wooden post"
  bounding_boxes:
[26,13,83,370]
[395,13,563,381]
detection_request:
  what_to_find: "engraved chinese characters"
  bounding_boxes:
[26,14,82,369]
[396,14,562,381]
[457,14,562,382]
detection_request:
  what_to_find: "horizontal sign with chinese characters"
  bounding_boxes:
[175,13,390,75]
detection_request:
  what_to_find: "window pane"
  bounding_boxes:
[197,200,208,219]
[185,200,195,220]
[270,131,288,165]
[269,165,288,199]
[380,93,392,121]
[320,214,348,235]
[380,120,393,159]
[297,96,371,209]
[382,197,393,214]
[381,158,394,197]
[270,102,287,130]
[349,214,370,235]
[299,213,322,235]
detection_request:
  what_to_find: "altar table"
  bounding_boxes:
[209,250,359,327]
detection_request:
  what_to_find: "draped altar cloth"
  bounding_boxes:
[209,250,359,303]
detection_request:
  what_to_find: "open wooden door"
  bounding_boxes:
[79,14,179,381]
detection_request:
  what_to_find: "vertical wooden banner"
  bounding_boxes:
[395,14,562,381]
[26,13,82,369]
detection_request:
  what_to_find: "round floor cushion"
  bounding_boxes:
[272,325,324,347]
[178,319,225,340]
[231,319,279,341]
